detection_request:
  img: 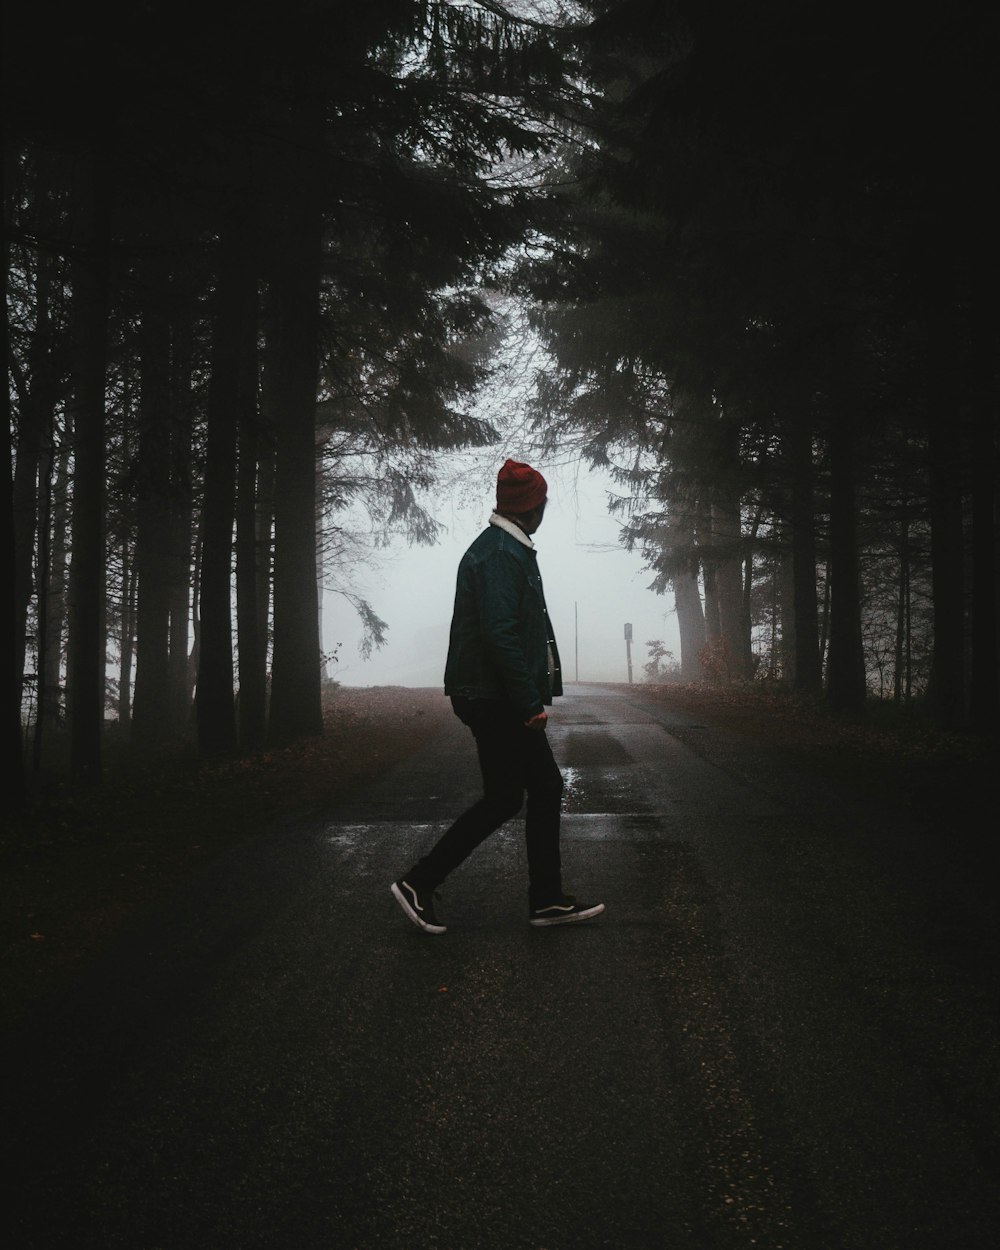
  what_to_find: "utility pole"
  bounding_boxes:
[624,622,633,683]
[575,601,579,682]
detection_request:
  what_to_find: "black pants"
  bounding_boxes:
[407,696,564,906]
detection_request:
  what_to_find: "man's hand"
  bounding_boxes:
[524,711,547,731]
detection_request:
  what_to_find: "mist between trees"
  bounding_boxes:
[5,2,997,804]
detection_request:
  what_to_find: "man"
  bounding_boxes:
[391,458,605,934]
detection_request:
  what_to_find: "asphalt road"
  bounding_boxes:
[6,685,998,1249]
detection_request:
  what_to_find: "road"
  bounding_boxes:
[6,685,998,1249]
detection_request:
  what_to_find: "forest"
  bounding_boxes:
[5,0,998,808]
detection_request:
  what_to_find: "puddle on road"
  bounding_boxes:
[560,764,651,814]
[562,765,583,809]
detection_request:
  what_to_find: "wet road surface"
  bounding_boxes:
[6,685,998,1248]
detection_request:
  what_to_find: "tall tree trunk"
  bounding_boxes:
[742,501,762,675]
[255,432,276,686]
[32,432,56,762]
[825,411,867,714]
[168,283,196,733]
[923,275,968,728]
[118,532,135,726]
[893,505,910,705]
[787,414,822,694]
[235,277,266,750]
[34,428,71,765]
[697,496,721,648]
[267,188,324,746]
[131,251,175,749]
[196,214,251,755]
[673,569,706,683]
[2,417,22,804]
[2,145,25,807]
[66,149,110,783]
[189,512,204,727]
[711,496,747,680]
[778,550,796,684]
[925,406,966,728]
[818,562,831,675]
[12,249,59,721]
[665,497,706,681]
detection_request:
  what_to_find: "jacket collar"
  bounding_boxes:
[489,511,535,550]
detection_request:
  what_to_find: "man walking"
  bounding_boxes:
[391,458,605,934]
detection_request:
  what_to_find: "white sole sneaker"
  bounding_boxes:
[529,899,605,927]
[391,880,447,934]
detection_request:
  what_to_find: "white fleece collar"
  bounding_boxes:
[489,511,535,550]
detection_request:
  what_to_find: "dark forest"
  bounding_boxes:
[5,0,998,804]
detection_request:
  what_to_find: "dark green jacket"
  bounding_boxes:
[443,519,563,719]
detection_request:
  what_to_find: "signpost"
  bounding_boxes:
[624,622,633,683]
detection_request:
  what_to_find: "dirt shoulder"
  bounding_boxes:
[2,682,993,1034]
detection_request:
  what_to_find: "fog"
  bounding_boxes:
[322,458,680,689]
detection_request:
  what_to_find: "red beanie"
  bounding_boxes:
[496,458,547,514]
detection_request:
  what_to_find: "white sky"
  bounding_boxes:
[321,456,680,688]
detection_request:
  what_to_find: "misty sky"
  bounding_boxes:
[322,457,681,688]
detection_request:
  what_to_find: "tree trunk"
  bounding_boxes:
[12,249,60,722]
[711,497,747,680]
[787,414,822,694]
[189,512,204,729]
[825,411,867,714]
[65,150,111,783]
[196,215,251,755]
[673,567,706,683]
[893,505,910,705]
[697,496,721,646]
[2,149,25,807]
[118,539,136,726]
[778,550,796,684]
[921,270,968,728]
[131,252,175,749]
[742,501,762,676]
[267,189,324,746]
[168,284,196,733]
[235,276,267,749]
[255,432,276,687]
[663,496,705,681]
[34,429,71,765]
[924,405,967,728]
[31,437,56,760]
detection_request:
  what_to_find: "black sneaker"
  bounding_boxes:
[529,895,605,927]
[391,879,447,934]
